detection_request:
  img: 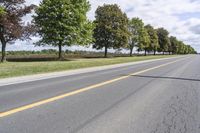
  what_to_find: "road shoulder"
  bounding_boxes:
[0,56,183,86]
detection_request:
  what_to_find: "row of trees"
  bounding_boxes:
[0,0,197,62]
[93,5,196,57]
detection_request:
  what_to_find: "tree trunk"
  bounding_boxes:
[58,44,62,60]
[130,46,133,57]
[154,49,156,55]
[169,51,171,55]
[104,44,108,58]
[145,49,147,56]
[0,34,6,62]
[163,51,165,55]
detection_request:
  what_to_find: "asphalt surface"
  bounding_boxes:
[1,55,200,133]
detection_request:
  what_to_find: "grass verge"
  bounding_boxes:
[0,55,178,79]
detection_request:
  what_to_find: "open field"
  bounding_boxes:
[1,50,132,61]
[0,55,178,79]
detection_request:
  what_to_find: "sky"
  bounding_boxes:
[7,0,200,52]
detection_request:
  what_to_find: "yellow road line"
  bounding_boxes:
[0,58,184,118]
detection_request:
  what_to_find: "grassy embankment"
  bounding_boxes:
[0,55,178,79]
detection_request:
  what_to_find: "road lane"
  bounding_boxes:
[0,58,181,117]
[77,56,200,133]
[0,56,184,112]
[1,55,200,133]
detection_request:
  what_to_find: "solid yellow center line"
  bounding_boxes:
[0,58,185,118]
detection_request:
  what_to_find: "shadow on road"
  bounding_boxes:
[130,75,200,82]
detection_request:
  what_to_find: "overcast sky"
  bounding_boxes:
[8,0,200,52]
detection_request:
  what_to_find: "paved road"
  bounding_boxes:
[1,55,200,133]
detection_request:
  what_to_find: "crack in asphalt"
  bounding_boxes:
[152,82,200,133]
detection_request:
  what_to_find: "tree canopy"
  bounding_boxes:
[145,24,159,55]
[0,7,5,15]
[93,4,130,57]
[0,0,35,62]
[0,2,197,61]
[139,27,150,55]
[128,18,144,56]
[169,36,196,54]
[33,0,94,59]
[157,28,170,54]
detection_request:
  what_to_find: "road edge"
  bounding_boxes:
[0,56,185,86]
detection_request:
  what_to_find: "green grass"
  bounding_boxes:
[0,55,178,79]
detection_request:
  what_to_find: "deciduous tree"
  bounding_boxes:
[140,28,150,56]
[169,36,178,54]
[128,18,143,56]
[93,4,129,57]
[0,0,35,62]
[33,0,94,60]
[145,24,159,55]
[157,28,170,55]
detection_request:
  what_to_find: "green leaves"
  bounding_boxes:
[33,0,94,59]
[93,4,129,57]
[170,36,196,54]
[34,0,93,47]
[1,0,194,60]
[128,18,143,49]
[139,27,150,51]
[145,24,159,53]
[0,7,5,16]
[157,28,170,53]
[128,18,150,54]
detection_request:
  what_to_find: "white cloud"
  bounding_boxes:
[89,0,200,52]
[12,0,200,52]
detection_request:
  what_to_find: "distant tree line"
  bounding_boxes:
[2,50,133,59]
[0,0,197,62]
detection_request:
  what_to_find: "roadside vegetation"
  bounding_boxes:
[0,55,178,79]
[0,1,197,62]
[0,0,197,78]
